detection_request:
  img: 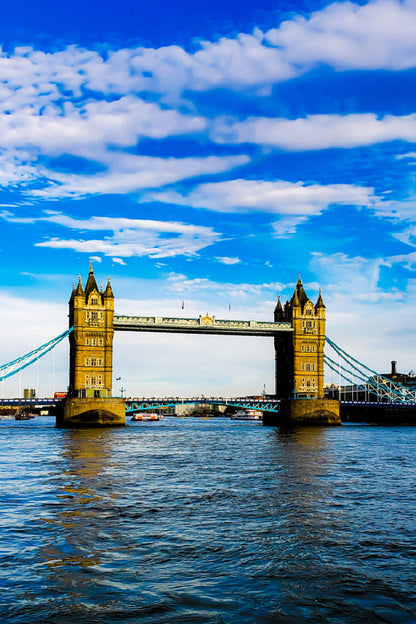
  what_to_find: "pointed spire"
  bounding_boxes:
[74,274,84,295]
[85,264,99,297]
[315,288,325,309]
[274,294,283,321]
[103,276,114,299]
[292,287,300,307]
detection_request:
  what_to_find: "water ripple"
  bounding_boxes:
[1,418,416,623]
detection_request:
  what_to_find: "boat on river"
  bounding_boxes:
[15,412,35,421]
[230,410,262,421]
[131,413,162,421]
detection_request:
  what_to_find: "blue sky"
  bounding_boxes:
[1,0,416,397]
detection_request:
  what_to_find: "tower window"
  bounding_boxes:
[301,363,315,372]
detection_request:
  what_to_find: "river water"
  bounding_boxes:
[1,416,416,624]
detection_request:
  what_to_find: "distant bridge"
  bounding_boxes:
[124,397,280,414]
[0,396,281,413]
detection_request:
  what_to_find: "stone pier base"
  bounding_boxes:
[56,397,126,427]
[263,398,341,426]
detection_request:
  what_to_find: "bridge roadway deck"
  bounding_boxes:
[113,314,292,336]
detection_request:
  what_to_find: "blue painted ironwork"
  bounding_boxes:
[0,327,73,383]
[125,397,280,413]
[325,336,416,403]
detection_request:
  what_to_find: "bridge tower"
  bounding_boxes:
[57,265,125,427]
[272,277,340,425]
[68,265,114,397]
[274,277,325,399]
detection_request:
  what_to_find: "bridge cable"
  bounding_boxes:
[325,336,416,402]
[0,327,74,382]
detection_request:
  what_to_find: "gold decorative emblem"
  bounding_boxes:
[200,313,214,326]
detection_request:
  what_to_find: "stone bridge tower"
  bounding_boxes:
[274,277,325,399]
[68,265,114,398]
[272,277,340,425]
[58,265,124,427]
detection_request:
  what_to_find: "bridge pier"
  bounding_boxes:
[61,266,125,428]
[56,397,126,427]
[270,279,341,426]
[263,398,340,426]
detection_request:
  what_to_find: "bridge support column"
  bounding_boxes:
[263,399,340,425]
[280,398,340,425]
[61,265,125,427]
[272,278,341,426]
[56,397,126,427]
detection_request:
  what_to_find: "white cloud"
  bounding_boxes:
[28,154,248,199]
[146,179,375,219]
[0,95,206,157]
[165,272,285,301]
[272,216,310,237]
[384,249,416,269]
[215,256,241,265]
[2,0,416,105]
[396,152,416,160]
[1,1,416,199]
[24,213,222,259]
[265,0,416,72]
[211,113,416,150]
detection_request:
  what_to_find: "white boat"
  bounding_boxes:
[231,410,262,421]
[131,412,162,421]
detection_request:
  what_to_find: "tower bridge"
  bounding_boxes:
[0,266,344,426]
[2,267,416,424]
[59,266,339,426]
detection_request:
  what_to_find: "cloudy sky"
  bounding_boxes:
[1,0,416,398]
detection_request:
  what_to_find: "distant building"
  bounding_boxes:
[382,361,416,391]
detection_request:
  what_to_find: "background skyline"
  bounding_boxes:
[1,0,416,398]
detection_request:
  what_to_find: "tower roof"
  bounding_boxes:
[291,287,301,308]
[295,276,309,307]
[85,264,99,297]
[274,294,282,313]
[104,277,114,299]
[74,274,84,295]
[315,288,325,309]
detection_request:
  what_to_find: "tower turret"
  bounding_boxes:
[274,277,326,399]
[68,266,114,398]
[274,295,283,321]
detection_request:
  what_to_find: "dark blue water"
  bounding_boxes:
[1,417,416,623]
